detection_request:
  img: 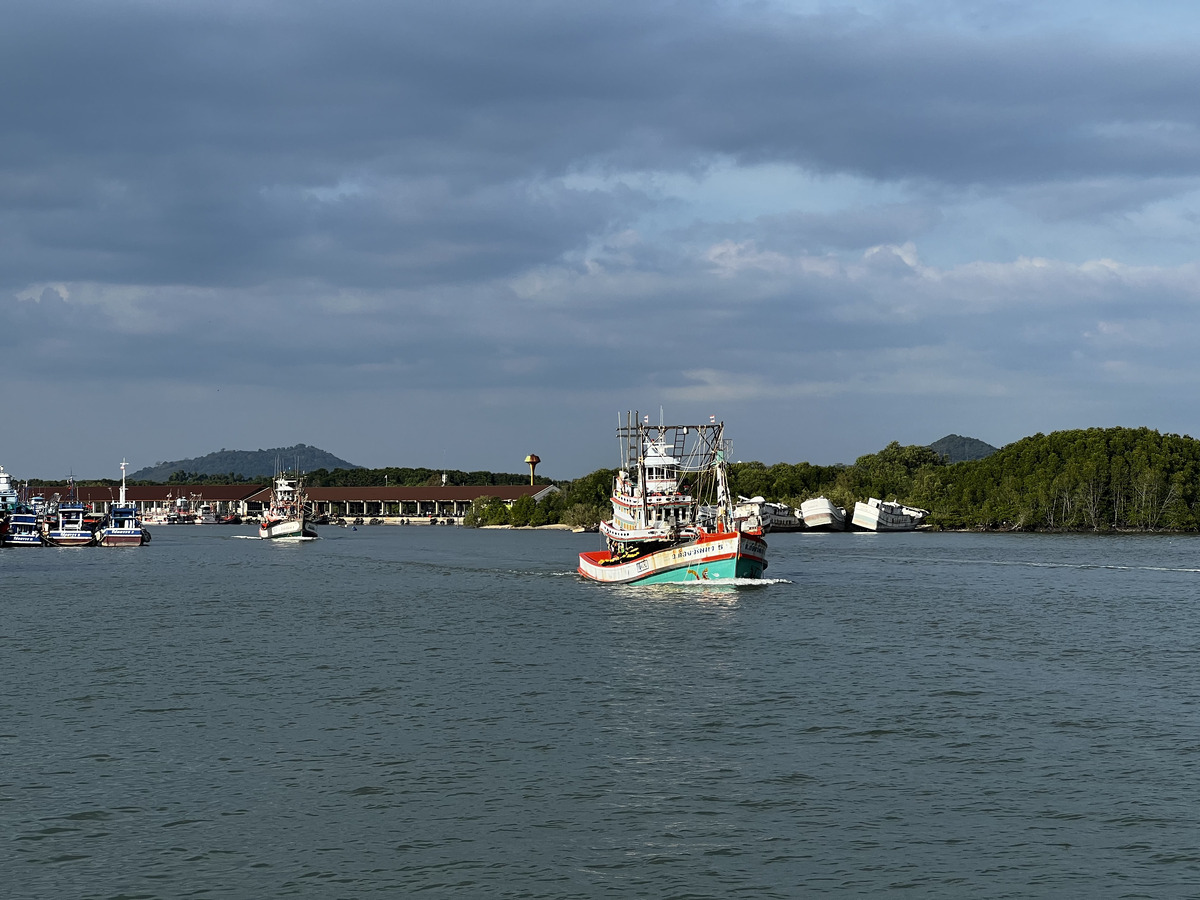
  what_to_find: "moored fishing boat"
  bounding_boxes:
[259,473,318,539]
[97,460,151,547]
[0,465,17,512]
[42,490,97,547]
[800,496,847,531]
[578,412,768,584]
[4,506,43,546]
[0,465,17,543]
[1,467,42,546]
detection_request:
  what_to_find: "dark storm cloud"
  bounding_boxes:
[4,0,1200,476]
[4,0,1197,291]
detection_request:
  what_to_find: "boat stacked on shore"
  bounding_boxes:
[735,497,804,532]
[799,496,847,531]
[731,494,929,532]
[851,497,930,532]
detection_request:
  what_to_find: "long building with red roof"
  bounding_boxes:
[25,483,558,524]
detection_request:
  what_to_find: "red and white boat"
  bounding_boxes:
[578,412,768,584]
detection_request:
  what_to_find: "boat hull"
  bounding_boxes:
[800,498,846,531]
[579,531,767,585]
[43,531,96,547]
[259,518,318,540]
[97,529,148,547]
[851,499,928,532]
[3,532,44,547]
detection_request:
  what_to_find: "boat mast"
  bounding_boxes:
[636,411,648,528]
[712,422,731,516]
[119,458,127,506]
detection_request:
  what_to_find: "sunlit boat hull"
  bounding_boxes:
[43,531,96,547]
[800,497,846,531]
[97,529,149,547]
[579,531,767,585]
[3,522,43,547]
[259,517,318,540]
[851,498,929,532]
[4,535,43,547]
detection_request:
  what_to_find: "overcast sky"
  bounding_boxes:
[5,0,1200,479]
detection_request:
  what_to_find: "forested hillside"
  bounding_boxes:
[932,427,1200,530]
[130,444,359,481]
[929,434,998,463]
[723,426,1200,531]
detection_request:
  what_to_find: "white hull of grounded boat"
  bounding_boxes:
[799,497,846,531]
[851,497,929,532]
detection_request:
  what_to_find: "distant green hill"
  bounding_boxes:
[129,444,360,481]
[929,434,998,463]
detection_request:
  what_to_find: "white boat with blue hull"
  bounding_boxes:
[4,508,43,546]
[98,460,151,547]
[2,464,42,547]
[43,499,96,546]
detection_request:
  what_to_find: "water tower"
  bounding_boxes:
[525,454,540,486]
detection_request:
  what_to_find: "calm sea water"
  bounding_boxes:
[5,526,1200,898]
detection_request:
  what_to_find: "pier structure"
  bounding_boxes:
[286,485,558,523]
[53,483,557,525]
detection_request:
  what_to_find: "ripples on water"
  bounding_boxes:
[5,528,1200,897]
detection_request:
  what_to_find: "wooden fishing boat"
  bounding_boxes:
[259,473,318,540]
[578,413,767,584]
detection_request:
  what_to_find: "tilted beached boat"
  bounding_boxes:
[578,413,768,584]
[800,496,847,531]
[97,460,151,547]
[851,497,929,532]
[735,496,804,532]
[259,473,318,540]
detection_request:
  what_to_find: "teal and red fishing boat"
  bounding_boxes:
[578,412,768,584]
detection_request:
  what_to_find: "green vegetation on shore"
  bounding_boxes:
[24,427,1200,532]
[725,426,1200,532]
[539,426,1200,532]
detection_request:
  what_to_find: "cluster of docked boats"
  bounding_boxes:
[142,495,225,525]
[734,495,929,533]
[0,462,320,546]
[0,462,150,547]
